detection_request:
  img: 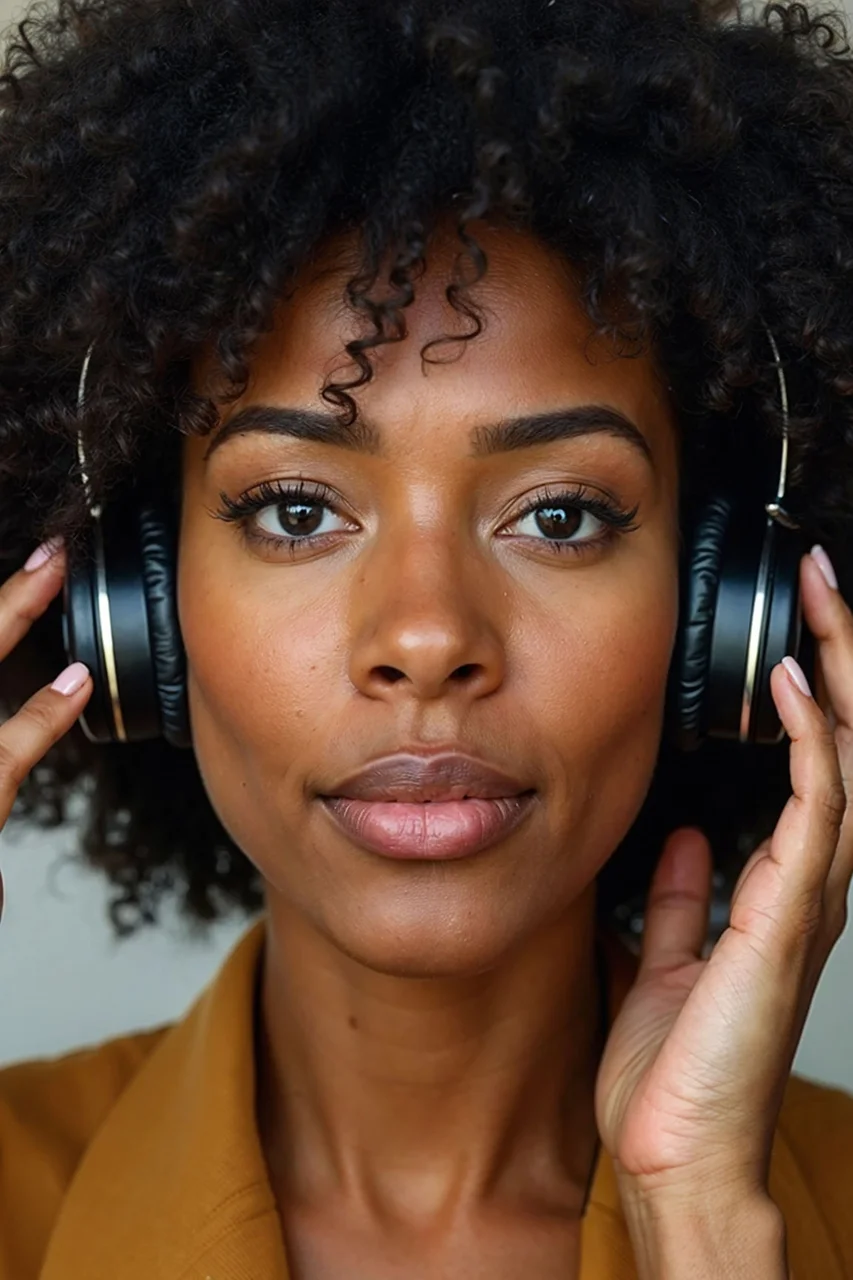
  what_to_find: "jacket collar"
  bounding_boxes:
[38,915,843,1280]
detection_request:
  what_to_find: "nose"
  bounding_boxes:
[347,526,506,705]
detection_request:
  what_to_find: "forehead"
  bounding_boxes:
[190,220,678,470]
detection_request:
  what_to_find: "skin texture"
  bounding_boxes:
[180,221,681,1275]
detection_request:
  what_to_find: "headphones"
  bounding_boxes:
[61,324,814,752]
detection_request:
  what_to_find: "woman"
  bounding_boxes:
[0,0,852,1275]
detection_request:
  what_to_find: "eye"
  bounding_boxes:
[502,484,640,556]
[512,500,602,543]
[212,478,353,551]
[254,492,348,541]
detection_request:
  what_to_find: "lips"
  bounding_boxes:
[317,751,537,861]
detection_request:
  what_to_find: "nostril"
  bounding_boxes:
[374,666,406,683]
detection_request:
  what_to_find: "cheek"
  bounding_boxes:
[587,595,675,732]
[532,558,677,755]
[176,544,343,806]
[528,557,678,863]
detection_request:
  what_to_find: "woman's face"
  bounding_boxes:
[180,221,681,977]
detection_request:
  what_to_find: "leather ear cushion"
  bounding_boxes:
[136,503,192,749]
[666,493,733,753]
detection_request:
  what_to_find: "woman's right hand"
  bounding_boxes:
[0,536,93,923]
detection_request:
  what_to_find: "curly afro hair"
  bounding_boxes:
[1,0,853,943]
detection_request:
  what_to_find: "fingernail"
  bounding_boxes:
[24,536,64,573]
[810,544,838,591]
[782,655,812,698]
[50,662,90,696]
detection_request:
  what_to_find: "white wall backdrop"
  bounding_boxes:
[0,0,852,1095]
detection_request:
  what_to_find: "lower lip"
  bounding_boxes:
[319,793,536,860]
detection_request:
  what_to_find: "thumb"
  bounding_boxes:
[640,827,713,972]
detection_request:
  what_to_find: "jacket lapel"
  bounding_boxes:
[39,916,289,1280]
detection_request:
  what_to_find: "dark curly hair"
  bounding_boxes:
[1,0,853,944]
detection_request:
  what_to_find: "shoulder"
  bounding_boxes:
[776,1071,853,1272]
[0,1024,173,1280]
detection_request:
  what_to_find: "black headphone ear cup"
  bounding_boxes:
[137,502,191,749]
[61,497,190,748]
[677,495,809,748]
[665,493,733,752]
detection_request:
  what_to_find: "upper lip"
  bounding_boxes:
[320,751,534,803]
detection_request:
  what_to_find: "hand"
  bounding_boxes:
[0,537,93,923]
[594,545,852,1212]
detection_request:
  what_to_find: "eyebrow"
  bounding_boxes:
[202,402,654,467]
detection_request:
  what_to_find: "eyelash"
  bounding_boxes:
[212,478,640,558]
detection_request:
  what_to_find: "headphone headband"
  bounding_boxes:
[760,322,799,533]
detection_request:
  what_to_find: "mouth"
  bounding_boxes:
[317,749,537,860]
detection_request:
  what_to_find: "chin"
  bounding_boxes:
[329,937,511,980]
[308,884,554,979]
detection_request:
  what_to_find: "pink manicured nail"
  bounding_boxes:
[782,655,812,698]
[810,544,838,591]
[23,536,64,573]
[50,662,90,696]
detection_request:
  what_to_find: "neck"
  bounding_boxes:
[254,892,606,1228]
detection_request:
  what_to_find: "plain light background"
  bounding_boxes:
[0,0,852,1094]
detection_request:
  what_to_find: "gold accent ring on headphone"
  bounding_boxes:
[739,323,797,745]
[77,342,127,743]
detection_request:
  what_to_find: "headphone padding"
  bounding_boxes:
[137,503,191,749]
[671,493,733,752]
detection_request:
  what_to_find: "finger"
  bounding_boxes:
[639,826,713,971]
[798,550,853,898]
[0,539,67,663]
[0,661,92,924]
[729,833,771,905]
[766,658,846,927]
[800,548,852,733]
[812,649,835,732]
[0,664,92,824]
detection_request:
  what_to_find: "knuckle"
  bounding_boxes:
[0,696,58,786]
[20,695,57,739]
[815,721,838,754]
[791,893,824,942]
[819,779,848,830]
[0,736,24,788]
[0,576,38,622]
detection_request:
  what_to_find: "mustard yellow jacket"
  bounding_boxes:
[1,916,852,1279]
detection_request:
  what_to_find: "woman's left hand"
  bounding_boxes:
[594,545,853,1218]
